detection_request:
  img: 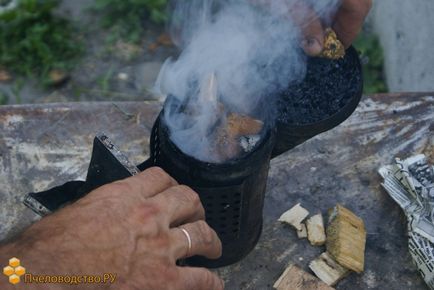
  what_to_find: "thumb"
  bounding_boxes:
[289,2,325,56]
[301,19,325,56]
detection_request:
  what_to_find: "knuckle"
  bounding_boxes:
[143,218,162,238]
[100,181,132,195]
[146,167,172,182]
[132,201,163,232]
[176,185,201,205]
[197,221,215,245]
[140,167,179,190]
[142,200,162,217]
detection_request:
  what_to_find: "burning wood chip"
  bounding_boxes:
[274,264,335,290]
[214,112,264,161]
[319,28,345,60]
[227,113,264,137]
[278,203,310,231]
[306,213,326,246]
[214,129,242,162]
[326,204,366,273]
[198,72,265,162]
[309,252,350,286]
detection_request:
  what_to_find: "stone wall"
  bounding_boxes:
[372,0,434,92]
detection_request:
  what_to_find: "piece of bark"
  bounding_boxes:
[307,214,326,246]
[326,204,366,273]
[274,264,335,290]
[278,203,309,231]
[309,252,350,286]
[297,223,308,239]
[319,28,345,60]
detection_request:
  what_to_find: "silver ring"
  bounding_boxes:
[180,228,192,256]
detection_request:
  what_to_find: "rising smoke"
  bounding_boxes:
[154,0,340,163]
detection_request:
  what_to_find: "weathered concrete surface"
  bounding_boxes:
[372,1,434,92]
[0,95,433,289]
[0,101,161,240]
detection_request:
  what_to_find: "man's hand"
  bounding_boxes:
[301,0,373,55]
[0,167,224,290]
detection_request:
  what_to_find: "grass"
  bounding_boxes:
[0,0,83,85]
[93,0,168,44]
[96,66,115,92]
[353,32,388,94]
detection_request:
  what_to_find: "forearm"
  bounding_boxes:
[0,212,112,289]
[0,226,64,289]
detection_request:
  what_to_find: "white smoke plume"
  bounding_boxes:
[154,0,340,162]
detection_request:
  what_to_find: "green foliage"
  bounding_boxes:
[0,90,8,105]
[0,0,82,85]
[93,0,167,43]
[96,66,114,91]
[353,32,388,94]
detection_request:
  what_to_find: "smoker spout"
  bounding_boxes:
[24,134,142,216]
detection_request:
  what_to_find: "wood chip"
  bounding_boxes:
[148,42,159,53]
[274,264,335,290]
[297,223,308,239]
[326,204,366,273]
[306,213,326,246]
[278,203,309,231]
[116,41,142,60]
[214,110,263,161]
[227,113,264,137]
[319,28,345,60]
[0,69,12,82]
[48,69,69,86]
[157,33,173,46]
[309,252,350,286]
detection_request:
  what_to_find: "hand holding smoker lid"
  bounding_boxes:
[23,46,363,268]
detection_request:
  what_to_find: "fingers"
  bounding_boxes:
[333,0,372,48]
[170,220,222,260]
[292,0,371,53]
[115,167,178,198]
[151,185,205,227]
[289,1,324,56]
[178,267,224,290]
[301,19,324,56]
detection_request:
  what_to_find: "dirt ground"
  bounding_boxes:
[0,0,178,105]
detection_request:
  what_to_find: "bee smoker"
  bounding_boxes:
[24,46,363,268]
